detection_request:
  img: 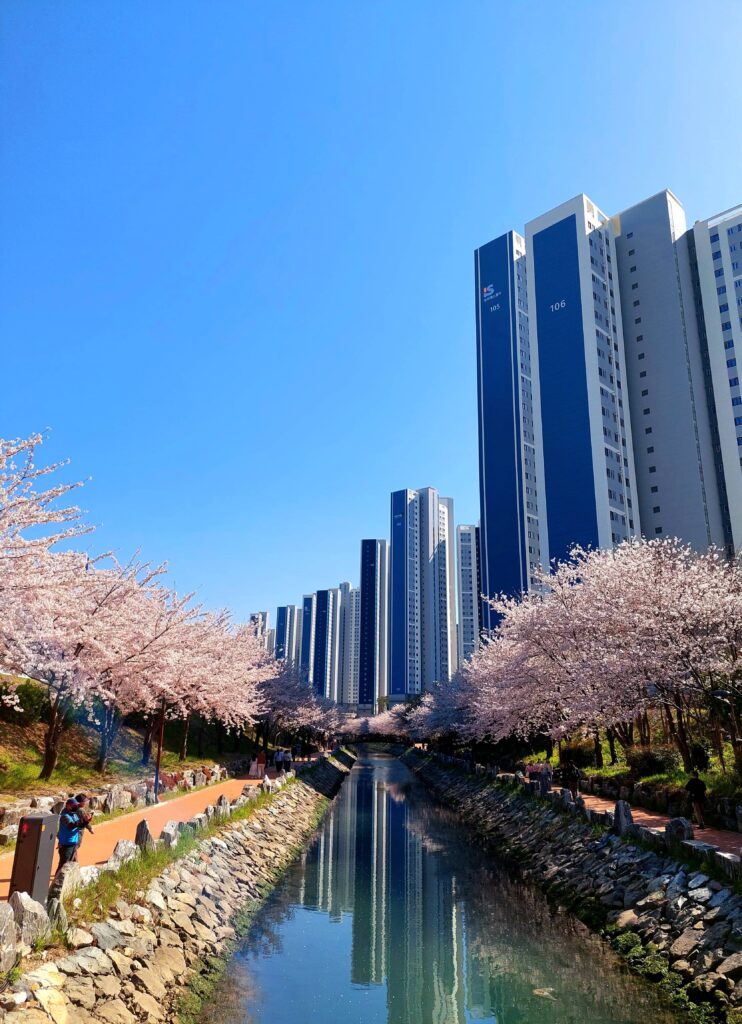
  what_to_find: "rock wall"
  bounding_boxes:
[404,750,742,1024]
[0,753,354,1024]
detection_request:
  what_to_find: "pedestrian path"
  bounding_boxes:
[0,773,266,898]
[568,787,742,856]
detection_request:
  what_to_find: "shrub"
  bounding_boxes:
[560,738,596,769]
[626,744,679,778]
[0,681,50,726]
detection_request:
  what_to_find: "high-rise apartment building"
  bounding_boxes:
[613,191,729,550]
[456,525,480,662]
[526,194,640,561]
[312,588,341,701]
[299,593,316,686]
[358,539,389,712]
[338,581,361,707]
[248,611,269,637]
[693,205,742,553]
[275,604,300,662]
[476,189,742,600]
[475,232,546,622]
[389,487,457,701]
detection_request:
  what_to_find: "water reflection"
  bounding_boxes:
[205,750,678,1024]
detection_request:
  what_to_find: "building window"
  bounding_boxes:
[651,485,658,493]
[653,505,661,513]
[647,446,654,453]
[643,407,651,414]
[655,527,663,535]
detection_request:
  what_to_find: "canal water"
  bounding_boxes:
[204,749,678,1024]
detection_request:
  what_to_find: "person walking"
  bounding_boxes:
[74,793,95,848]
[275,748,285,773]
[56,798,82,872]
[284,748,292,771]
[256,749,266,778]
[562,759,580,801]
[685,771,707,830]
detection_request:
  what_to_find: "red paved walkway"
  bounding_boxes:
[571,787,742,856]
[0,767,294,899]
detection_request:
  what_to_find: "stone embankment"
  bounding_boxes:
[404,750,742,1024]
[0,752,354,1024]
[0,766,230,847]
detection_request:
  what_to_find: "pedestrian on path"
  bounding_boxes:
[256,749,266,778]
[562,759,580,801]
[56,798,82,872]
[284,748,292,771]
[275,748,285,772]
[685,771,707,830]
[74,793,95,848]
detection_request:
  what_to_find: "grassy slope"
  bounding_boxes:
[0,718,245,800]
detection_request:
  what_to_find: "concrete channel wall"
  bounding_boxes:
[0,751,355,1024]
[404,749,742,1024]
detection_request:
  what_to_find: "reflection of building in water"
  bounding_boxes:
[299,764,467,1024]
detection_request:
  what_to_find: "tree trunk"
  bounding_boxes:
[95,729,110,774]
[670,695,694,773]
[215,721,224,755]
[141,718,155,766]
[40,734,60,781]
[196,718,205,758]
[592,729,604,769]
[179,714,191,761]
[606,728,618,765]
[39,694,65,781]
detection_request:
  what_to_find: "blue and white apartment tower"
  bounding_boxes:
[312,588,341,702]
[475,232,546,623]
[477,189,742,610]
[693,206,742,554]
[389,487,457,701]
[299,593,316,686]
[526,195,640,562]
[274,604,300,662]
[358,539,389,713]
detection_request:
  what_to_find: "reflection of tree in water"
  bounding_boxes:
[238,866,303,962]
[405,796,678,1024]
[199,967,261,1024]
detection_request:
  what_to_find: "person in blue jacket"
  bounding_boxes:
[56,797,82,870]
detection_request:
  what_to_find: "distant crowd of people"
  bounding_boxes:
[248,745,305,779]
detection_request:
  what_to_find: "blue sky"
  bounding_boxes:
[2,1,741,622]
